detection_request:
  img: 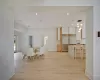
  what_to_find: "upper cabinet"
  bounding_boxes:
[62,27,76,34]
[69,27,76,34]
[62,28,68,34]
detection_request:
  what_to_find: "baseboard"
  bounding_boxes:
[9,73,15,80]
[48,51,57,52]
[85,71,93,80]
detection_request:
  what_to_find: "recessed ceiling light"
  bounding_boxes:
[36,13,37,15]
[67,13,69,15]
[80,24,83,26]
[79,28,82,30]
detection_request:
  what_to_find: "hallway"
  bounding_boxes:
[11,52,88,80]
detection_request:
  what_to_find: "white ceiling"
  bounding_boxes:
[14,6,90,28]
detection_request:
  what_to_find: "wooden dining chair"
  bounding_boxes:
[27,48,36,60]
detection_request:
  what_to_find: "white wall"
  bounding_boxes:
[14,22,28,54]
[14,22,28,32]
[85,7,93,80]
[14,31,21,52]
[20,32,29,54]
[43,0,94,6]
[27,28,57,51]
[0,1,14,80]
[14,31,26,52]
[93,6,100,80]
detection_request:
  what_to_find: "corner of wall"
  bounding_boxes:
[9,72,15,80]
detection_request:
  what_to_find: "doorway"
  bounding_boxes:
[14,35,17,53]
[44,36,48,46]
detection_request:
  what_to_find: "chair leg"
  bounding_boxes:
[28,56,31,60]
[34,55,37,59]
[29,57,31,60]
[81,49,84,59]
[28,56,30,60]
[30,56,33,60]
[74,50,76,59]
[74,49,76,59]
[23,54,26,59]
[37,55,40,59]
[42,54,44,56]
[75,53,76,59]
[32,56,34,60]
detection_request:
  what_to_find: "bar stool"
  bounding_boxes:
[81,45,86,59]
[74,44,82,59]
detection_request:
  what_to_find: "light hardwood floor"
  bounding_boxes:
[11,52,89,80]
